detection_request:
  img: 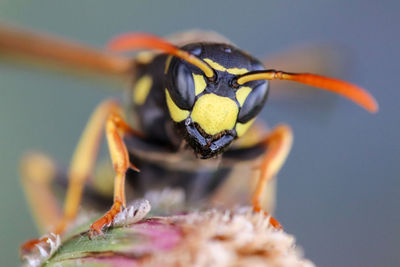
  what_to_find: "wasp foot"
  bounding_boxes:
[89,201,122,239]
[20,233,61,267]
[89,199,151,239]
[252,205,283,230]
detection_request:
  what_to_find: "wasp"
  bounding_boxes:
[0,25,378,255]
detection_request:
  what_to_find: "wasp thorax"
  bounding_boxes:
[164,43,269,158]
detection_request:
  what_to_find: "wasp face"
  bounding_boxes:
[165,43,269,159]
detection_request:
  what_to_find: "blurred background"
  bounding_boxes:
[0,1,398,266]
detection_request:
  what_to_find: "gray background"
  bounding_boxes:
[0,1,399,266]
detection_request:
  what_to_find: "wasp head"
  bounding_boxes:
[164,43,269,159]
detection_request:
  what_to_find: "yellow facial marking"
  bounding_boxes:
[204,58,226,72]
[164,55,173,74]
[235,86,252,106]
[136,51,155,64]
[165,89,190,122]
[204,58,249,75]
[133,75,152,105]
[227,68,248,75]
[235,118,255,137]
[191,94,238,135]
[192,73,207,96]
[225,67,249,75]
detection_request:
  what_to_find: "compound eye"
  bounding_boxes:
[238,81,269,123]
[167,63,195,110]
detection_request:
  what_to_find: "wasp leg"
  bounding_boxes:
[19,152,69,256]
[57,100,127,235]
[88,112,140,238]
[253,124,293,229]
[20,100,140,253]
[20,153,115,229]
[20,152,61,233]
[211,122,292,229]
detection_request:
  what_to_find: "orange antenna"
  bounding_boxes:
[108,33,215,80]
[235,70,378,113]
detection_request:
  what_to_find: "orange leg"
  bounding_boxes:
[19,153,61,234]
[252,124,293,229]
[20,99,140,253]
[56,100,125,234]
[88,113,140,238]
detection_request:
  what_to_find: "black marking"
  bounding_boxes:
[223,143,266,161]
[238,81,269,123]
[182,43,263,70]
[127,55,171,144]
[166,60,195,110]
[126,151,231,203]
